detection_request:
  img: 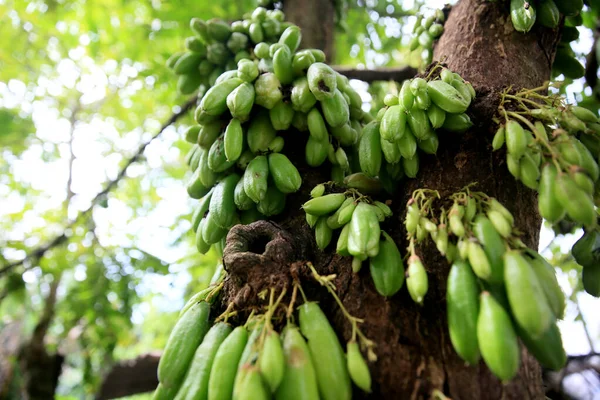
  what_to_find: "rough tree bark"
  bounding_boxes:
[217,1,561,399]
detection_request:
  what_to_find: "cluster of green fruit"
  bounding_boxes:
[408,9,445,68]
[367,66,475,177]
[302,185,405,297]
[154,265,373,400]
[405,188,567,381]
[494,86,600,230]
[166,7,290,95]
[572,229,600,297]
[507,0,584,78]
[183,20,374,256]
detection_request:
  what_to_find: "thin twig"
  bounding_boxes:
[0,96,198,275]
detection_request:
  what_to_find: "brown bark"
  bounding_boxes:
[283,0,335,61]
[95,353,161,400]
[218,1,562,399]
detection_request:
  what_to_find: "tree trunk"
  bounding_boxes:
[95,353,161,400]
[219,0,561,399]
[283,0,335,61]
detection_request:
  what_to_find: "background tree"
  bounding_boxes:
[0,0,599,399]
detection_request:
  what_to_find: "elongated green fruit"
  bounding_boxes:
[259,331,285,393]
[427,103,446,129]
[407,255,428,304]
[517,322,566,371]
[257,186,286,217]
[307,62,337,101]
[397,127,417,159]
[224,119,244,163]
[554,173,595,226]
[504,251,553,337]
[299,302,352,400]
[158,301,211,389]
[321,89,350,128]
[291,77,317,113]
[208,133,235,173]
[441,113,472,133]
[347,341,371,392]
[315,217,333,249]
[202,212,229,245]
[234,365,269,400]
[209,174,240,229]
[538,163,565,223]
[527,251,565,319]
[153,383,179,400]
[254,72,283,109]
[407,108,432,140]
[359,121,383,177]
[537,0,560,28]
[402,153,419,178]
[247,111,277,154]
[200,78,244,116]
[380,105,407,142]
[348,202,379,260]
[305,136,328,167]
[275,325,320,400]
[268,153,302,193]
[175,322,232,400]
[467,241,492,280]
[273,46,294,85]
[583,264,600,297]
[447,260,480,365]
[174,52,203,75]
[369,231,405,296]
[279,25,302,52]
[511,0,536,33]
[477,292,520,382]
[427,80,470,113]
[227,82,255,122]
[572,230,600,267]
[196,219,211,254]
[244,156,269,203]
[472,216,505,284]
[302,193,346,216]
[505,120,528,159]
[307,108,329,141]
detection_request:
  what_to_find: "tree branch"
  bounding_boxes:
[0,96,198,276]
[333,66,417,82]
[95,352,161,400]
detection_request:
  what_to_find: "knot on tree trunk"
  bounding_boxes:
[222,221,313,314]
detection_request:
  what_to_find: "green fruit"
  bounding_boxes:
[279,25,302,52]
[406,256,428,304]
[321,89,350,128]
[227,82,255,122]
[427,80,470,113]
[307,62,337,101]
[418,134,439,155]
[348,202,380,260]
[504,251,553,337]
[538,163,565,223]
[583,264,600,297]
[397,127,417,159]
[477,292,520,382]
[299,302,352,400]
[247,111,277,153]
[467,241,492,281]
[302,193,346,216]
[275,325,320,400]
[307,108,329,142]
[517,322,566,371]
[427,103,446,129]
[158,301,211,389]
[554,173,596,226]
[554,0,583,16]
[291,77,317,113]
[201,78,244,116]
[305,136,329,167]
[447,260,481,365]
[369,231,405,296]
[346,341,371,393]
[380,105,407,142]
[537,0,560,28]
[510,0,536,33]
[178,74,203,95]
[315,216,333,250]
[175,322,232,400]
[359,121,383,177]
[268,153,302,193]
[402,153,419,178]
[224,119,244,163]
[234,177,254,211]
[174,52,203,75]
[505,120,528,159]
[244,155,269,203]
[273,46,294,85]
[208,133,235,172]
[209,174,240,229]
[441,113,472,133]
[208,326,249,400]
[254,72,283,109]
[269,101,295,131]
[259,331,285,392]
[527,251,565,319]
